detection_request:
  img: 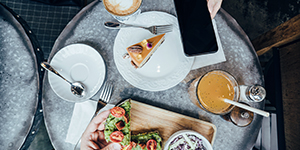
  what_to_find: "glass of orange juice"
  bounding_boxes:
[189,70,240,115]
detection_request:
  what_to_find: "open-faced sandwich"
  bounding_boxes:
[104,99,162,150]
[104,100,131,147]
[130,132,162,150]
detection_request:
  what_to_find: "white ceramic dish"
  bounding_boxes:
[164,130,213,150]
[113,11,194,91]
[48,43,106,102]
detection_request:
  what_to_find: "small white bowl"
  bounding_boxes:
[164,130,213,150]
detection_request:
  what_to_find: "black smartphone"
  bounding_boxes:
[174,0,218,56]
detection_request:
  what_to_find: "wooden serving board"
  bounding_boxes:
[130,100,217,147]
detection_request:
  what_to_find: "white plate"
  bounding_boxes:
[114,11,194,91]
[48,44,106,102]
[164,130,213,150]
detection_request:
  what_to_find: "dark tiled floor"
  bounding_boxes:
[1,0,298,149]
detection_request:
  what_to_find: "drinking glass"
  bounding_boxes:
[189,70,240,115]
[188,70,266,126]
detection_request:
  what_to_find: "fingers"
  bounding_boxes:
[97,131,106,141]
[87,140,101,150]
[80,140,100,150]
[81,109,111,149]
[93,110,111,124]
[207,0,223,19]
[81,130,109,150]
[98,121,106,131]
[80,109,121,150]
[101,143,121,150]
[95,130,109,148]
[86,110,110,133]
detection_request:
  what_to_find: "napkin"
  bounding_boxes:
[65,100,97,145]
[65,100,115,146]
[190,19,226,70]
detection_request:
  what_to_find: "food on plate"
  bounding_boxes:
[104,100,131,146]
[104,99,162,150]
[168,132,207,150]
[124,34,165,68]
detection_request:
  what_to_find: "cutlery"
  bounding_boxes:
[104,21,173,35]
[95,81,114,115]
[41,62,86,98]
[223,99,270,117]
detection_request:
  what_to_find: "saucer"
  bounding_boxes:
[114,11,194,91]
[48,44,106,102]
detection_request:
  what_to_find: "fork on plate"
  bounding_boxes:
[144,24,173,35]
[104,21,173,35]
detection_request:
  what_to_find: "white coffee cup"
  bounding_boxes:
[103,0,142,22]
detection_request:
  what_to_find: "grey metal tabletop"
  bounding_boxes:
[42,0,264,150]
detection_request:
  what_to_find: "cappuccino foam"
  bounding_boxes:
[103,0,142,16]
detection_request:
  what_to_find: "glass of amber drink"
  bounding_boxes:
[190,70,240,115]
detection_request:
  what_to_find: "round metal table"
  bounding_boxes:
[43,1,264,149]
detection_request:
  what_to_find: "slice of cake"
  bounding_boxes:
[125,34,165,68]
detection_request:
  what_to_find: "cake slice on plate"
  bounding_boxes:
[124,34,165,68]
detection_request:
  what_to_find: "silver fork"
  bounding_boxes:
[95,81,114,115]
[104,21,173,35]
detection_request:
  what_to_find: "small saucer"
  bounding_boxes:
[48,43,106,102]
